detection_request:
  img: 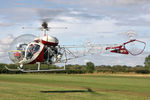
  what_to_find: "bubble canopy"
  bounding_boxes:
[9,34,36,63]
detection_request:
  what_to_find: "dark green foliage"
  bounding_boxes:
[136,69,150,74]
[0,62,150,74]
[0,63,22,74]
[144,55,150,70]
[96,65,112,73]
[86,62,95,73]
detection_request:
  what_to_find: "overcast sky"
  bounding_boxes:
[0,0,150,66]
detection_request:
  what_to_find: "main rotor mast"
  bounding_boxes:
[41,22,49,36]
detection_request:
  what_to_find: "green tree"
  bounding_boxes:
[144,55,150,70]
[86,62,95,73]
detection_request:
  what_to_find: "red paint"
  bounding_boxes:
[29,47,44,64]
[106,45,129,55]
[106,39,146,55]
[14,52,21,57]
[42,40,58,46]
[110,48,129,54]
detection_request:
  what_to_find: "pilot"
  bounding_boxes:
[32,44,40,54]
[26,44,34,59]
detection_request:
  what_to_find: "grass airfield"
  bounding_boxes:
[0,74,150,100]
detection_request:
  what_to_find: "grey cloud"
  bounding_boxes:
[0,0,149,27]
[114,0,148,5]
[44,0,149,7]
[69,11,104,20]
[116,20,150,26]
[0,23,13,27]
[53,0,150,26]
[0,35,13,53]
[37,8,66,22]
[0,35,13,45]
[0,7,68,24]
[0,8,36,23]
[0,35,14,64]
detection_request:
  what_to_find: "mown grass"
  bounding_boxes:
[0,74,150,100]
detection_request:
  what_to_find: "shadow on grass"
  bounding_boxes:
[40,88,94,93]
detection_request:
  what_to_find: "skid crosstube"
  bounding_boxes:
[4,62,66,72]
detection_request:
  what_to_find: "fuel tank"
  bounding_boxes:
[41,36,59,46]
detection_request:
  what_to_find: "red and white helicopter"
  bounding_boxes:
[5,22,103,72]
[105,31,146,56]
[106,39,146,55]
[5,22,146,72]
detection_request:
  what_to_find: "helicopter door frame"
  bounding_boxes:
[19,42,44,64]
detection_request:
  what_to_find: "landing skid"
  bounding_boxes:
[17,67,65,72]
[4,62,66,72]
[4,66,20,71]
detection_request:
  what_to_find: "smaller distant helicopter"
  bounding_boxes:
[106,39,146,55]
[105,31,146,56]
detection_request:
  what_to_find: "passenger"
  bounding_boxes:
[26,44,34,59]
[26,44,40,59]
[32,44,40,54]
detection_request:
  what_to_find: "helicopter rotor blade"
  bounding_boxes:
[48,27,67,29]
[22,26,67,30]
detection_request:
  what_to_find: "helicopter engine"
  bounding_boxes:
[40,35,62,64]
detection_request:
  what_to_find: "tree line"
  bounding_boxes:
[0,55,150,74]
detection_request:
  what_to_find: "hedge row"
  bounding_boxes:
[0,63,150,74]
